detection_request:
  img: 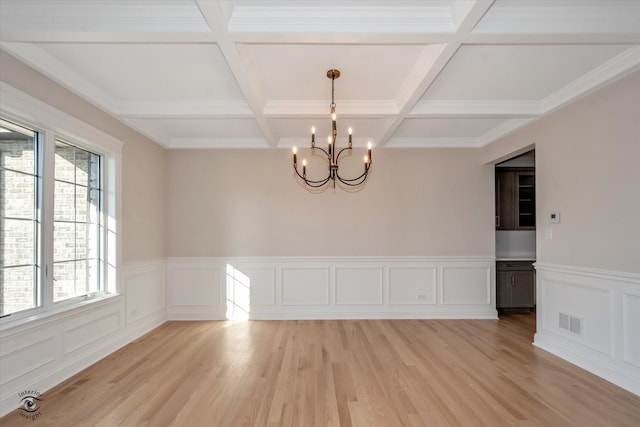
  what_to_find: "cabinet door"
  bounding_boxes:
[510,270,535,307]
[496,170,515,230]
[496,271,512,308]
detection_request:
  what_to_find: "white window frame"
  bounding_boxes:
[0,82,122,325]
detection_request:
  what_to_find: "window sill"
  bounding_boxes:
[0,293,121,334]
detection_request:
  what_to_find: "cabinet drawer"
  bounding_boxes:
[496,261,534,271]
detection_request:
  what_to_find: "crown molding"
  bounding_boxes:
[410,100,542,117]
[116,100,254,118]
[473,4,640,35]
[476,118,538,148]
[0,42,120,114]
[228,5,454,34]
[167,137,269,150]
[541,45,640,115]
[0,0,210,33]
[385,137,481,148]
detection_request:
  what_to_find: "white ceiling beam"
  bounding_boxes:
[195,0,278,147]
[263,100,398,117]
[376,0,496,147]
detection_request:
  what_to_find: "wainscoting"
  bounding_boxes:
[0,259,166,417]
[166,256,497,320]
[534,263,640,396]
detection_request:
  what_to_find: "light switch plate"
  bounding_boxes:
[549,211,560,223]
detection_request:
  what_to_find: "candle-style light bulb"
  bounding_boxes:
[348,127,353,146]
[364,155,369,170]
[328,135,332,155]
[293,146,297,166]
[332,112,336,121]
[311,126,315,144]
[302,159,307,177]
[367,142,372,162]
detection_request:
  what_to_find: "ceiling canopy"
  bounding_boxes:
[1,0,639,149]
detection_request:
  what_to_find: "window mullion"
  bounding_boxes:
[40,130,56,309]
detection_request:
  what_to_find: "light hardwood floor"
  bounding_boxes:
[3,313,640,426]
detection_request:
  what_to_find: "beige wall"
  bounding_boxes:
[0,50,166,263]
[166,148,495,257]
[483,70,640,273]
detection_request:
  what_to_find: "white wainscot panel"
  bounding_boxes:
[63,311,122,355]
[336,267,384,305]
[281,268,329,305]
[541,278,611,356]
[442,266,490,305]
[170,268,221,307]
[534,264,640,396]
[623,293,640,367]
[230,266,276,306]
[389,267,437,305]
[0,333,56,386]
[124,263,165,324]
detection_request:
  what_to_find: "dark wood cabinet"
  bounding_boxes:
[495,168,535,230]
[496,261,535,310]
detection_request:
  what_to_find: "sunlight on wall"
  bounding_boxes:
[226,264,250,321]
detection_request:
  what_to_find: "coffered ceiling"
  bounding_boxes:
[1,0,639,149]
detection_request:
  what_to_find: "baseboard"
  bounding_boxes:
[0,308,165,417]
[249,306,497,320]
[534,331,640,396]
[534,263,640,397]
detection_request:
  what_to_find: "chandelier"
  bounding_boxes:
[292,69,372,189]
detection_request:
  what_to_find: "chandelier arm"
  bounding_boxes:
[293,165,332,185]
[335,163,371,182]
[334,146,352,162]
[336,173,369,187]
[312,146,329,157]
[336,170,369,184]
[304,176,332,188]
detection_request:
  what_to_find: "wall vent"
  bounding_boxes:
[559,312,582,335]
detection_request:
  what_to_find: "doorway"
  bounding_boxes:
[495,150,536,315]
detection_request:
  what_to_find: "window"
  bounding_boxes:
[1,115,115,319]
[53,140,102,303]
[0,120,40,315]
